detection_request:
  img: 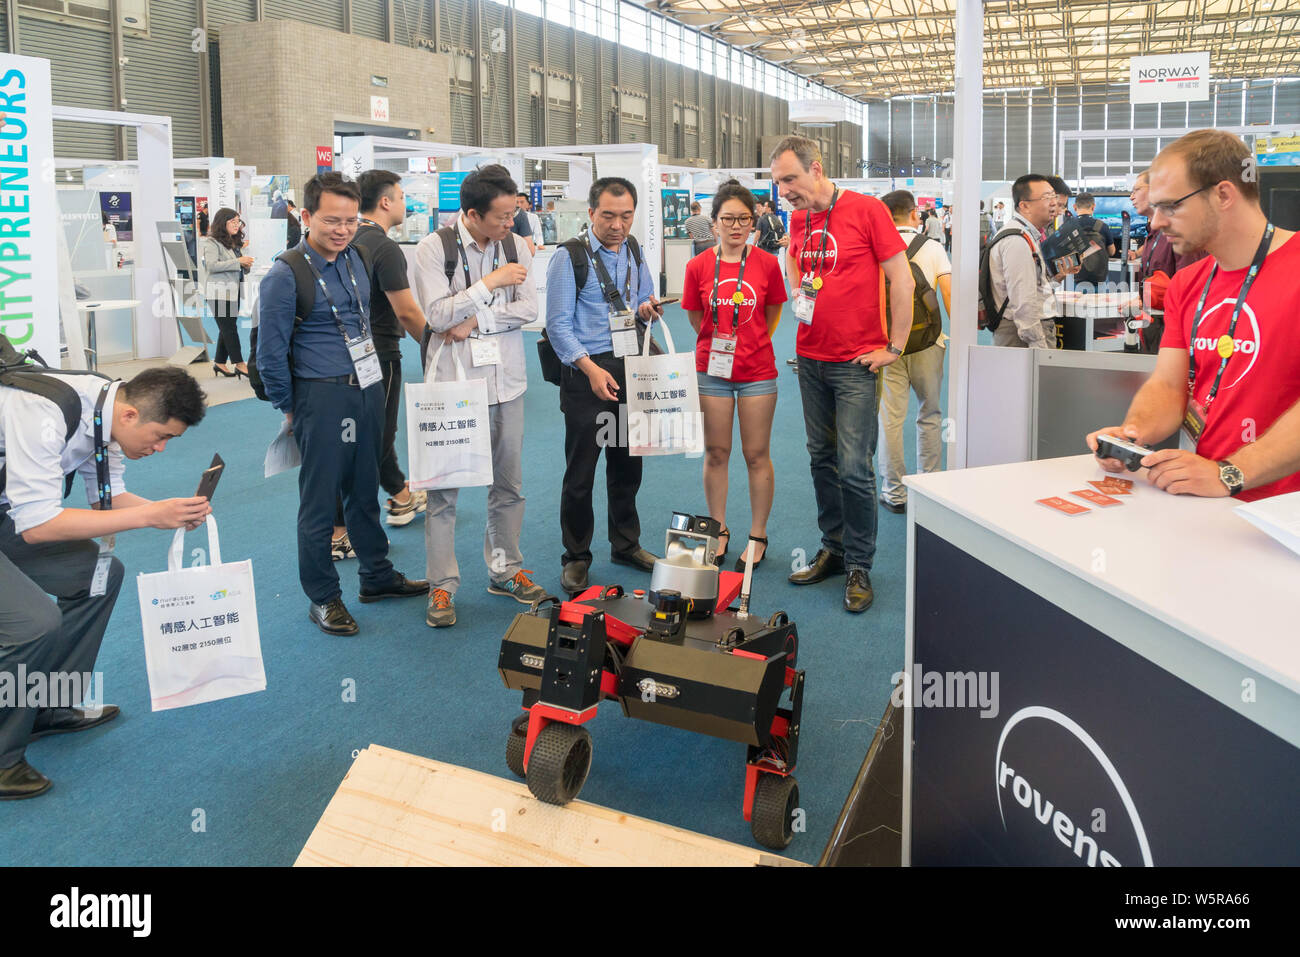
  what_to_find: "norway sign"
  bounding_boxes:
[1130,53,1210,104]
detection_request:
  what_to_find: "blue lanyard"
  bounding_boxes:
[300,246,370,341]
[92,382,112,510]
[586,242,634,313]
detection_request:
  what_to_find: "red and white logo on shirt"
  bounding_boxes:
[710,278,758,311]
[799,229,839,273]
[1191,297,1262,390]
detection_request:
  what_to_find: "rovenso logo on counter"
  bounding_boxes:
[994,706,1153,867]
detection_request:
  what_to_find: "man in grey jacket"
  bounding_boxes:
[988,174,1059,349]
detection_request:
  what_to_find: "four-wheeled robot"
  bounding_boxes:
[497,512,806,850]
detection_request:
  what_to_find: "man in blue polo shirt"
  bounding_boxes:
[546,177,664,594]
[258,172,427,636]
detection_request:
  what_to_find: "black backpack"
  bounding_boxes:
[247,241,373,401]
[885,233,944,355]
[0,333,111,497]
[419,226,519,365]
[1075,215,1110,286]
[536,234,657,385]
[978,227,1041,333]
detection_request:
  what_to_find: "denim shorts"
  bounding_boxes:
[696,371,778,398]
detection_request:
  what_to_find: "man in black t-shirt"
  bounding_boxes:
[349,170,430,532]
[1072,192,1117,287]
[511,206,536,254]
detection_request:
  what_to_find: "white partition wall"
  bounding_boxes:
[52,106,177,361]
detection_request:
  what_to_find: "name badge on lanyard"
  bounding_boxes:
[795,189,838,326]
[609,309,638,358]
[304,246,380,389]
[707,333,737,378]
[470,335,502,367]
[348,335,384,388]
[708,245,748,376]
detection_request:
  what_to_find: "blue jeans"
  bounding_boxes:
[796,356,880,573]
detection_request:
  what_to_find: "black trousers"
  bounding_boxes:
[334,357,406,527]
[0,512,123,768]
[559,354,642,565]
[292,378,394,603]
[209,298,244,365]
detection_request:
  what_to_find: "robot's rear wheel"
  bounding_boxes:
[525,722,593,805]
[505,715,529,779]
[751,773,799,851]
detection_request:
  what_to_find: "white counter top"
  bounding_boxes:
[906,454,1300,696]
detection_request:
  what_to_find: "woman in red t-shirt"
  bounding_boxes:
[682,181,788,571]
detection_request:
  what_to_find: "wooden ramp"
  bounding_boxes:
[296,744,800,867]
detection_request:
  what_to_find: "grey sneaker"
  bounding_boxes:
[385,490,427,527]
[426,588,456,628]
[487,569,549,605]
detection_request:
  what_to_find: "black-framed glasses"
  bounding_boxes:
[718,215,753,227]
[1150,184,1213,217]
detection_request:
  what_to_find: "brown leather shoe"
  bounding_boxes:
[788,548,845,585]
[844,570,875,613]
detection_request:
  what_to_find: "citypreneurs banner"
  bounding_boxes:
[0,55,58,363]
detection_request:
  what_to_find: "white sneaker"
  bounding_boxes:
[385,490,427,527]
[331,533,356,561]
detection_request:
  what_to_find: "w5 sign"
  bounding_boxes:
[1130,53,1210,104]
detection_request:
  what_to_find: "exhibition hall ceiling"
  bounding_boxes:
[645,0,1300,99]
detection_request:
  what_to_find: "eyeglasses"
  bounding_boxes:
[1149,184,1213,217]
[718,215,753,227]
[314,216,361,229]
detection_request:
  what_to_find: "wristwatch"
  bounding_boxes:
[1217,460,1246,497]
[886,343,904,356]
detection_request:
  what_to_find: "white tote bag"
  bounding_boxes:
[405,339,493,490]
[624,320,704,457]
[136,515,267,712]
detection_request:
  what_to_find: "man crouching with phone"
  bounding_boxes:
[0,363,209,799]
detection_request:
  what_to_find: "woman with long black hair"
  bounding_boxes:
[682,180,787,571]
[198,207,254,377]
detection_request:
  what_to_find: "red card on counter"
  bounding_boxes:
[1072,488,1123,507]
[1037,496,1090,515]
[1089,480,1133,495]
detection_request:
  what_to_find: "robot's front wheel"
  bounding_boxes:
[525,722,593,805]
[751,773,799,851]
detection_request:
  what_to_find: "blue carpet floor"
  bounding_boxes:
[0,301,951,866]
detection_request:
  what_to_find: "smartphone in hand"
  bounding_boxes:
[196,453,225,502]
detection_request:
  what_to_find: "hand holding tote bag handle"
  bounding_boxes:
[624,318,704,457]
[137,514,267,712]
[405,338,494,490]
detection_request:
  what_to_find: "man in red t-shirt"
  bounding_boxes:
[1088,129,1300,502]
[770,135,914,613]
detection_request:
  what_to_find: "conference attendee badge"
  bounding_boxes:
[347,335,384,389]
[609,309,638,358]
[793,292,815,325]
[470,335,501,367]
[707,334,737,379]
[1181,397,1207,443]
[91,535,116,598]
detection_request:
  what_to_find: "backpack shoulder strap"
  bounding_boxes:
[562,238,589,293]
[349,240,372,273]
[0,367,88,497]
[436,226,458,283]
[501,231,518,263]
[277,248,317,324]
[625,234,643,269]
[906,233,929,260]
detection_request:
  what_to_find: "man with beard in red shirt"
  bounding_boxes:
[1087,129,1300,502]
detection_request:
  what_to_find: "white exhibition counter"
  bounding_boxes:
[901,453,1300,866]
